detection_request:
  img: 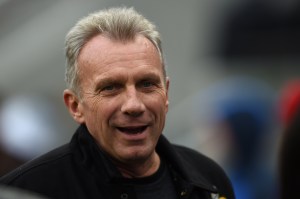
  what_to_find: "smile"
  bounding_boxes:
[117,126,147,134]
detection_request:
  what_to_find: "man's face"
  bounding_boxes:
[72,34,169,164]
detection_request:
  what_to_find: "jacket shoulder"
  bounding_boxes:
[173,144,235,198]
[0,144,72,184]
[173,144,220,170]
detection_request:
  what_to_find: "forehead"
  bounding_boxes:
[78,34,161,69]
[76,34,165,88]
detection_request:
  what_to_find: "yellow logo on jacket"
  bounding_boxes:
[211,193,227,199]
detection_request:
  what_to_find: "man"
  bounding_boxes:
[0,7,235,199]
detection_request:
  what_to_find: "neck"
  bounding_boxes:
[115,152,161,178]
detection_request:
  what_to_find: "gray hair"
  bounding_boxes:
[64,7,165,97]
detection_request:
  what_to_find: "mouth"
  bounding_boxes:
[117,126,148,134]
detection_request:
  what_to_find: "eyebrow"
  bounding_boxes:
[94,70,163,88]
[137,71,161,79]
[94,77,124,89]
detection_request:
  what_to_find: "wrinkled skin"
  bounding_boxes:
[64,34,169,177]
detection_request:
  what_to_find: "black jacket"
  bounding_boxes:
[0,125,235,199]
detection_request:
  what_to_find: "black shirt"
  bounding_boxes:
[121,158,178,199]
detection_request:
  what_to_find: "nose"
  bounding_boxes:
[121,87,145,117]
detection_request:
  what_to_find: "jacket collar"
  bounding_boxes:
[156,135,218,193]
[72,125,123,182]
[74,124,217,192]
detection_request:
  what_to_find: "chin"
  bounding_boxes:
[120,148,152,163]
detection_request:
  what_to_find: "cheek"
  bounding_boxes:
[155,91,168,108]
[91,98,120,123]
[146,93,168,116]
[83,98,107,126]
[84,99,117,141]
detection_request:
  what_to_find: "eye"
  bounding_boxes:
[142,81,154,88]
[98,84,122,96]
[102,85,115,91]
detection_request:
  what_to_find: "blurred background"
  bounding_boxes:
[1,0,300,198]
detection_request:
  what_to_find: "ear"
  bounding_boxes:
[63,89,85,124]
[165,77,170,112]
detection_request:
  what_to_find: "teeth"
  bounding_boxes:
[118,126,146,134]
